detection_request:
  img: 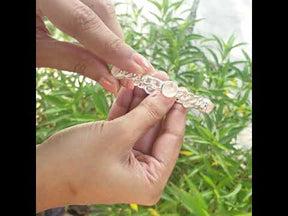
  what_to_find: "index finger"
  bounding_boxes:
[80,0,124,39]
[37,0,154,74]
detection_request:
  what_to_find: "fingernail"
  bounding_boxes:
[132,53,154,74]
[99,77,117,94]
[151,91,175,104]
[173,103,188,113]
[159,92,175,103]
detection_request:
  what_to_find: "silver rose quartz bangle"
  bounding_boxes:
[111,70,215,113]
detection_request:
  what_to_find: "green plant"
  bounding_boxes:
[36,0,252,215]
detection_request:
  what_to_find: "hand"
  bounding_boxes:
[36,0,154,94]
[36,71,187,212]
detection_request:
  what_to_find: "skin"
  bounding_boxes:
[36,0,154,93]
[36,0,187,212]
[37,72,187,212]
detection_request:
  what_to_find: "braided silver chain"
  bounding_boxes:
[112,70,214,113]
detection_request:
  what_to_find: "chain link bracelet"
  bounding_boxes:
[112,70,215,113]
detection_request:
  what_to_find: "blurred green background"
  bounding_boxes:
[36,0,252,215]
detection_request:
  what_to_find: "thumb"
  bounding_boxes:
[112,91,176,150]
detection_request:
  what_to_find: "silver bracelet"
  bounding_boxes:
[112,70,215,113]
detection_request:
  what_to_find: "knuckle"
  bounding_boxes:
[142,101,162,121]
[100,0,116,16]
[71,4,101,33]
[73,61,87,75]
[162,127,184,142]
[104,37,124,53]
[88,121,107,134]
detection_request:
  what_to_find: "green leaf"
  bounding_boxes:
[183,175,208,210]
[200,173,221,199]
[170,0,184,11]
[90,85,109,117]
[212,34,224,52]
[147,0,162,12]
[234,213,252,216]
[242,49,252,69]
[168,184,209,216]
[219,126,244,145]
[216,104,224,122]
[149,11,162,22]
[163,0,169,16]
[42,107,67,115]
[215,151,233,180]
[222,184,242,198]
[42,95,70,107]
[194,124,215,141]
[70,115,97,122]
[203,114,214,131]
[73,77,85,103]
[215,143,231,152]
[194,72,205,89]
[239,88,251,105]
[38,114,70,127]
[200,173,216,189]
[184,34,204,42]
[206,47,219,67]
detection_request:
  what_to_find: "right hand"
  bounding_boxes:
[36,71,187,212]
[36,0,154,94]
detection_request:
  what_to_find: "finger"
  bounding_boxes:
[131,71,169,154]
[119,79,134,90]
[107,87,133,121]
[130,85,148,109]
[152,103,187,176]
[80,0,127,88]
[36,37,119,94]
[112,90,176,150]
[37,0,154,75]
[79,0,124,39]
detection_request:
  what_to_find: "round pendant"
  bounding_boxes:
[161,81,178,98]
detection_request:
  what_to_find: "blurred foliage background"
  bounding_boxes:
[36,0,252,215]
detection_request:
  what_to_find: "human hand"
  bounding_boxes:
[36,0,154,94]
[36,71,187,212]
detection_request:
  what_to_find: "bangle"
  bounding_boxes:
[112,70,215,113]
